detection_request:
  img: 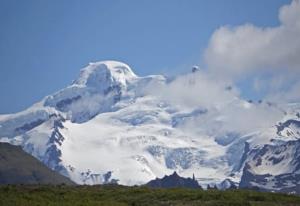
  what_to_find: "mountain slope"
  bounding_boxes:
[0,142,75,185]
[0,60,299,193]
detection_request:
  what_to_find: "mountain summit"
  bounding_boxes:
[74,61,137,89]
[0,60,299,193]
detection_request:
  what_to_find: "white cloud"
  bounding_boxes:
[180,102,284,135]
[67,94,105,122]
[146,70,238,109]
[144,70,285,135]
[204,0,300,78]
[143,0,298,136]
[219,103,283,133]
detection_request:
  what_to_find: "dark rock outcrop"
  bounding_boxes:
[146,172,201,189]
[218,179,238,190]
[239,140,300,194]
[0,143,75,185]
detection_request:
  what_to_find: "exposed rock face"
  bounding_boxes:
[146,172,202,189]
[218,179,238,190]
[239,139,300,193]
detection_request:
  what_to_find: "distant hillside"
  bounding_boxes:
[0,143,74,185]
[146,172,201,189]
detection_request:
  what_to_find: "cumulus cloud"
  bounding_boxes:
[204,0,300,78]
[143,1,298,136]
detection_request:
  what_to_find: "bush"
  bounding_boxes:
[0,185,300,206]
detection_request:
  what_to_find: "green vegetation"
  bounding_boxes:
[0,185,300,206]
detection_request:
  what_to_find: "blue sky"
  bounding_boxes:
[0,0,292,113]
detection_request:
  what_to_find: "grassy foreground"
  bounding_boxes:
[0,185,300,206]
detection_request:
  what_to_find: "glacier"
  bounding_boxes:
[0,60,299,193]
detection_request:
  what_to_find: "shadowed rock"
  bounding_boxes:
[0,143,75,185]
[146,171,202,189]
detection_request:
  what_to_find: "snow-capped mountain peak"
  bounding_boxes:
[74,60,137,90]
[0,60,299,193]
[42,61,141,123]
